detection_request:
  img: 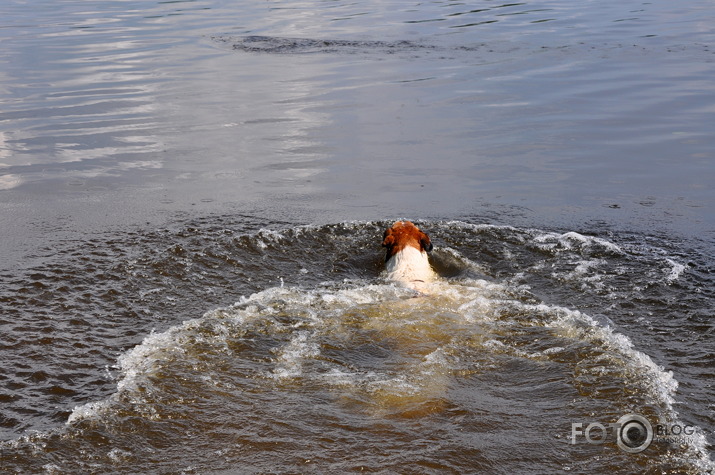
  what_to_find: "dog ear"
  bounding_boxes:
[420,233,433,252]
[382,228,395,248]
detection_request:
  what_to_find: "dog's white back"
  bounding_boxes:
[385,245,435,284]
[382,221,436,291]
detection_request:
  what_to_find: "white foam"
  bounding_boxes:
[107,447,132,463]
[665,258,686,283]
[439,221,624,259]
[437,246,489,274]
[68,318,207,424]
[271,330,321,379]
[532,230,623,254]
[538,302,713,466]
[252,228,285,249]
[553,258,607,290]
[62,268,711,469]
[572,259,605,276]
[66,399,113,425]
[543,303,679,406]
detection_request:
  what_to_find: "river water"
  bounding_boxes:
[1,0,713,473]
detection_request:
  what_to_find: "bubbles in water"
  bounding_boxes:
[3,220,712,474]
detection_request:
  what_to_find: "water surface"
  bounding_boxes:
[0,0,713,473]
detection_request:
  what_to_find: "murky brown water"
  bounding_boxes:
[1,0,713,473]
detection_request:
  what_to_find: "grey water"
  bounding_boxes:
[0,0,714,473]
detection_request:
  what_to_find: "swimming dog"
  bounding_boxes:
[382,221,436,291]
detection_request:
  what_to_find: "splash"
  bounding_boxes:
[4,220,708,473]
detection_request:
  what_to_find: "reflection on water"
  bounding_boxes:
[0,0,218,190]
[0,0,714,472]
[1,0,712,213]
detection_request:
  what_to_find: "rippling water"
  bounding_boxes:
[1,0,714,473]
[1,219,713,473]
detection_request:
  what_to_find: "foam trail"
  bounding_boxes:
[58,234,711,473]
[272,331,321,379]
[665,258,686,283]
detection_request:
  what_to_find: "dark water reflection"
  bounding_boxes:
[1,0,712,239]
[0,0,714,472]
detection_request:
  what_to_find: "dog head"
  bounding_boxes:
[382,221,433,262]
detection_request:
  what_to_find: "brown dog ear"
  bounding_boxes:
[382,228,395,248]
[420,233,433,252]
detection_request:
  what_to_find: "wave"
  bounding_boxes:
[64,244,711,470]
[210,34,715,63]
[212,35,435,55]
[2,220,710,473]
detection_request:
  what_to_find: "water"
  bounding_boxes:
[1,0,714,473]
